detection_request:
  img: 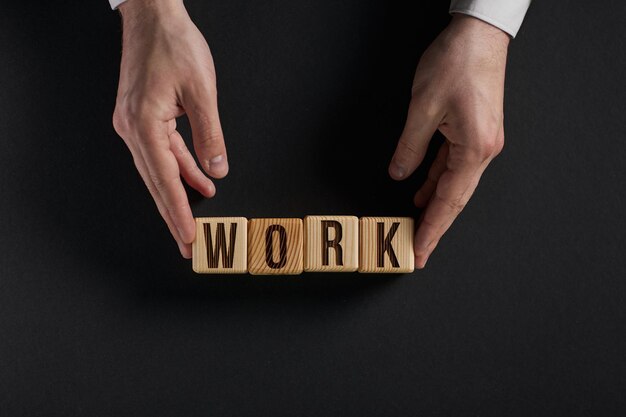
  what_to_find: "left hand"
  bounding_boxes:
[388,14,510,268]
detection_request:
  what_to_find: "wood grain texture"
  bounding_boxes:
[192,217,248,274]
[304,215,358,272]
[358,217,414,273]
[248,218,303,275]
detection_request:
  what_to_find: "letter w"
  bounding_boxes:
[204,223,237,268]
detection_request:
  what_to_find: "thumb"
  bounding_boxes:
[182,83,229,179]
[389,96,441,180]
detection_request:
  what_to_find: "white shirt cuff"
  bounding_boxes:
[449,0,532,38]
[109,0,128,10]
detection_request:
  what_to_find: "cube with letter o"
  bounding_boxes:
[248,218,303,275]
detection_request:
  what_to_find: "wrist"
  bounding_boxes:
[119,0,187,25]
[448,14,510,50]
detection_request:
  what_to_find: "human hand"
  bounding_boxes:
[388,14,510,269]
[112,0,228,259]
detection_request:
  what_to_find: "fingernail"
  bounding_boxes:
[390,162,406,179]
[205,154,224,170]
[206,181,216,196]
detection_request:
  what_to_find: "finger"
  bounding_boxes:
[413,141,449,207]
[128,143,192,259]
[413,144,490,268]
[135,121,196,245]
[389,96,441,180]
[415,124,504,268]
[169,128,216,198]
[181,82,229,179]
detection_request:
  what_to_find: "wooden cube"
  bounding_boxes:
[248,218,303,275]
[192,217,248,274]
[304,215,359,272]
[358,217,414,273]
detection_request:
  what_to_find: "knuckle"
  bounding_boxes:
[477,119,499,140]
[450,200,465,213]
[174,143,188,158]
[410,80,429,100]
[194,112,211,133]
[435,193,465,213]
[169,135,189,158]
[469,121,502,160]
[112,108,129,137]
[171,202,190,216]
[148,172,171,191]
[420,215,439,230]
[144,179,158,197]
[397,137,423,160]
[492,136,505,157]
[194,114,223,147]
[478,139,499,160]
[493,131,505,156]
[409,94,438,119]
[112,110,141,139]
[113,97,155,137]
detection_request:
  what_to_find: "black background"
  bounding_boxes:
[1,1,625,415]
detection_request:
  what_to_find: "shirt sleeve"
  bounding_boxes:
[449,0,532,38]
[109,0,127,10]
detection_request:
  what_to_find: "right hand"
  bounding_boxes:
[112,0,228,259]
